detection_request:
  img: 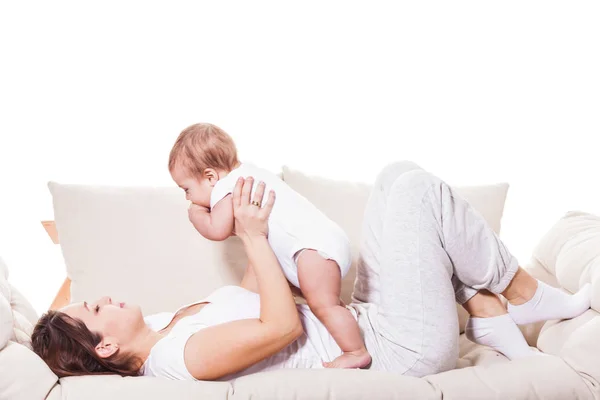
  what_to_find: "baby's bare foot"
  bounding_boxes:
[323,349,371,369]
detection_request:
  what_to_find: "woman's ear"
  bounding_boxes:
[203,168,219,186]
[95,337,119,359]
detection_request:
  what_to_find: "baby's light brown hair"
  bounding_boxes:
[169,123,239,177]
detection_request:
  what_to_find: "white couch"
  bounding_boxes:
[1,165,599,399]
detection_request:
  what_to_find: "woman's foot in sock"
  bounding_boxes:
[507,281,592,325]
[465,314,537,360]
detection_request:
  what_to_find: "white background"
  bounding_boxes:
[1,1,598,314]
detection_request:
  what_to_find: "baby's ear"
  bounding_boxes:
[203,168,219,185]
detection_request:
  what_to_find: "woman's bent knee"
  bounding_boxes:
[375,161,423,189]
[387,169,443,204]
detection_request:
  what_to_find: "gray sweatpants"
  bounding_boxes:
[350,161,519,377]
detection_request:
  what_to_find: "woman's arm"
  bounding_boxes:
[185,177,303,380]
[240,262,259,293]
[186,238,302,380]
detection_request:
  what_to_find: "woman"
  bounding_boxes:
[31,161,591,380]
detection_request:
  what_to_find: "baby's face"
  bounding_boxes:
[171,166,213,208]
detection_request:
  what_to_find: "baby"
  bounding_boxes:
[168,122,371,369]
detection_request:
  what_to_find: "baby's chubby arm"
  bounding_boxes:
[188,195,234,241]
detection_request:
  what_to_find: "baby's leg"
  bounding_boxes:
[296,249,371,369]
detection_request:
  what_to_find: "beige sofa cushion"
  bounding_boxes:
[531,210,600,396]
[0,342,59,400]
[532,210,600,305]
[0,256,38,349]
[0,256,58,400]
[36,332,591,400]
[48,183,248,315]
[231,368,440,400]
[58,375,231,400]
[49,166,509,316]
[426,353,591,400]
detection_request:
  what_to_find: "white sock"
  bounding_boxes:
[507,281,592,325]
[465,314,536,360]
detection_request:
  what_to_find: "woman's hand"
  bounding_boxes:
[232,177,275,241]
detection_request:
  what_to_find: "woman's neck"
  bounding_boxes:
[130,302,210,369]
[130,327,165,367]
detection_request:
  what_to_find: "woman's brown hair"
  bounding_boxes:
[31,310,142,377]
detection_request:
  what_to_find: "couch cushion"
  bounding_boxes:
[532,210,600,307]
[531,210,600,395]
[0,256,59,400]
[426,353,591,400]
[238,356,591,400]
[230,368,440,400]
[49,335,510,400]
[0,255,39,349]
[532,210,600,308]
[48,167,509,316]
[59,374,231,400]
[0,341,58,400]
[48,182,248,315]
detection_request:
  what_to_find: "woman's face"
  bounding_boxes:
[62,296,146,347]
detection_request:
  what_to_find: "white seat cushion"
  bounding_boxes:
[0,256,58,400]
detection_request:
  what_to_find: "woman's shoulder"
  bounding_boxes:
[141,285,261,380]
[142,327,199,380]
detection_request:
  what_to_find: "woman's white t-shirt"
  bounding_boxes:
[141,285,352,381]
